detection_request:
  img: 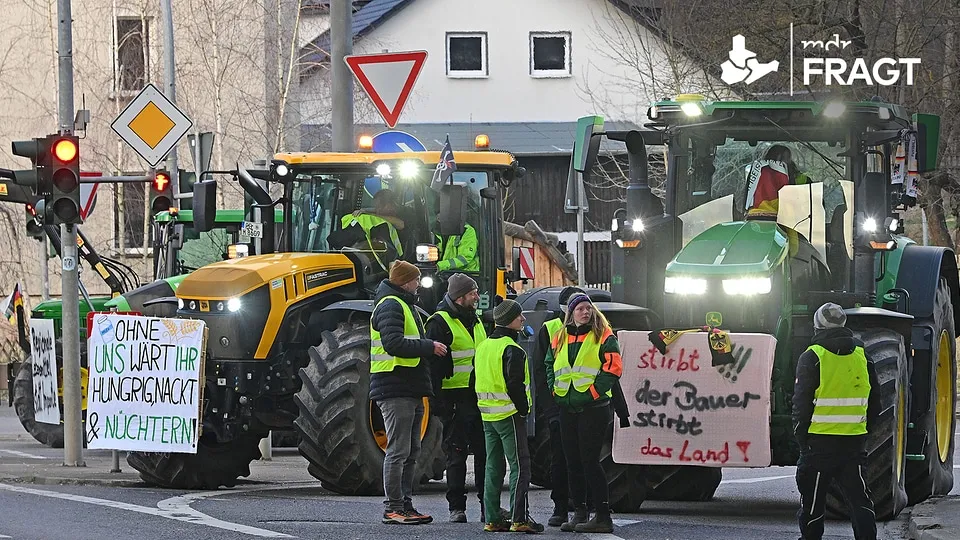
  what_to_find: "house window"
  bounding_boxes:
[446,32,487,78]
[115,17,149,94]
[530,32,571,77]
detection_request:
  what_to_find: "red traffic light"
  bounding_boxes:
[153,172,170,192]
[53,138,78,162]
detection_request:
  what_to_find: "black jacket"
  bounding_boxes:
[369,279,435,401]
[532,314,563,421]
[487,326,530,417]
[792,327,881,452]
[424,294,482,399]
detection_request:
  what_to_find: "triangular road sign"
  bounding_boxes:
[345,50,428,129]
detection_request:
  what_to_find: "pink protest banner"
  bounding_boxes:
[612,331,777,467]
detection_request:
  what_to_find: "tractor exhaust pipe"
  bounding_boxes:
[624,130,660,222]
[238,167,276,255]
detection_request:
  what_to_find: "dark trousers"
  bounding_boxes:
[483,414,532,523]
[548,417,569,511]
[796,451,877,540]
[559,401,610,508]
[438,391,486,512]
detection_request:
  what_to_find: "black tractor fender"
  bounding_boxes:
[893,244,960,420]
[319,299,431,323]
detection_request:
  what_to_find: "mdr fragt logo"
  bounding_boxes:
[719,25,921,93]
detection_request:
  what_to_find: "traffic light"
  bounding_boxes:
[48,134,81,224]
[25,199,44,238]
[150,169,174,214]
[11,136,50,191]
[177,169,195,210]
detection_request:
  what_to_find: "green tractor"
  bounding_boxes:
[12,207,272,447]
[521,99,957,520]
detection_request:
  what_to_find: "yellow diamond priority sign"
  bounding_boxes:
[111,83,193,167]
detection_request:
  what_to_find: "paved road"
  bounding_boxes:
[0,407,954,539]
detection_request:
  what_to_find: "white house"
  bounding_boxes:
[296,0,717,278]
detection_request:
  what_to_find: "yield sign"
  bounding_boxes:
[345,50,428,129]
[79,172,100,220]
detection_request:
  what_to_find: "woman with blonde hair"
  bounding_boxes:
[544,293,622,534]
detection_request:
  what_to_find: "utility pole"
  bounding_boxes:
[330,0,353,152]
[40,239,49,300]
[57,0,84,467]
[160,0,180,198]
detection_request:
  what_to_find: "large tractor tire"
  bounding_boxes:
[825,328,909,521]
[906,278,957,503]
[12,357,65,448]
[644,465,722,501]
[128,431,265,489]
[294,322,443,495]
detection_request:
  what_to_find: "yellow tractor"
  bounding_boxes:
[127,137,526,493]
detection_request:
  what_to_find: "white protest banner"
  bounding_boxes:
[612,331,777,467]
[30,318,61,425]
[86,314,206,452]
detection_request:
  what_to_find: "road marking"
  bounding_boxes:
[0,449,48,459]
[0,483,293,538]
[612,518,640,526]
[584,534,626,540]
[0,534,11,538]
[721,474,794,484]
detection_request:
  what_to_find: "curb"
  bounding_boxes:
[908,499,955,540]
[0,474,144,488]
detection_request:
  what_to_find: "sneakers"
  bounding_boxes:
[382,510,421,525]
[483,521,511,532]
[449,509,467,523]
[405,508,433,524]
[510,519,545,534]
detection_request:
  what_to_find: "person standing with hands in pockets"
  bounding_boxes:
[476,299,543,533]
[545,293,622,534]
[370,260,447,525]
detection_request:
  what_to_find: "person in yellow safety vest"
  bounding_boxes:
[475,299,544,534]
[792,302,880,540]
[341,189,406,270]
[530,286,585,526]
[435,223,480,273]
[544,293,622,534]
[369,260,448,526]
[423,273,490,523]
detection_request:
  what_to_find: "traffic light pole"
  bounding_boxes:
[57,0,84,467]
[160,0,180,199]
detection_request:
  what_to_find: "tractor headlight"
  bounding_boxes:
[398,160,419,179]
[416,244,439,262]
[420,275,435,289]
[862,217,878,233]
[722,276,772,295]
[376,163,391,177]
[227,298,241,312]
[631,218,644,232]
[664,276,707,295]
[178,298,184,309]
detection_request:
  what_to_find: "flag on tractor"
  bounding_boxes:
[430,135,457,192]
[1,282,24,324]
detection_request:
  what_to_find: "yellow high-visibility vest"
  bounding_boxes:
[807,344,870,435]
[429,310,487,389]
[475,336,530,422]
[370,295,422,373]
[553,328,613,398]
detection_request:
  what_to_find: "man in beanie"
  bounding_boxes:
[793,302,880,540]
[371,260,448,525]
[424,273,489,523]
[476,299,543,533]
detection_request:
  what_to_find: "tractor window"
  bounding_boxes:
[178,227,233,269]
[427,171,490,274]
[289,177,342,253]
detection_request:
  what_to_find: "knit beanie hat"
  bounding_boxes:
[813,302,846,330]
[447,273,478,300]
[567,293,592,314]
[389,260,420,286]
[494,299,523,327]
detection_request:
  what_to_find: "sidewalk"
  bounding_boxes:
[908,496,960,540]
[0,405,315,488]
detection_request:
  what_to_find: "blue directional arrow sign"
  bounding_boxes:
[371,130,426,153]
